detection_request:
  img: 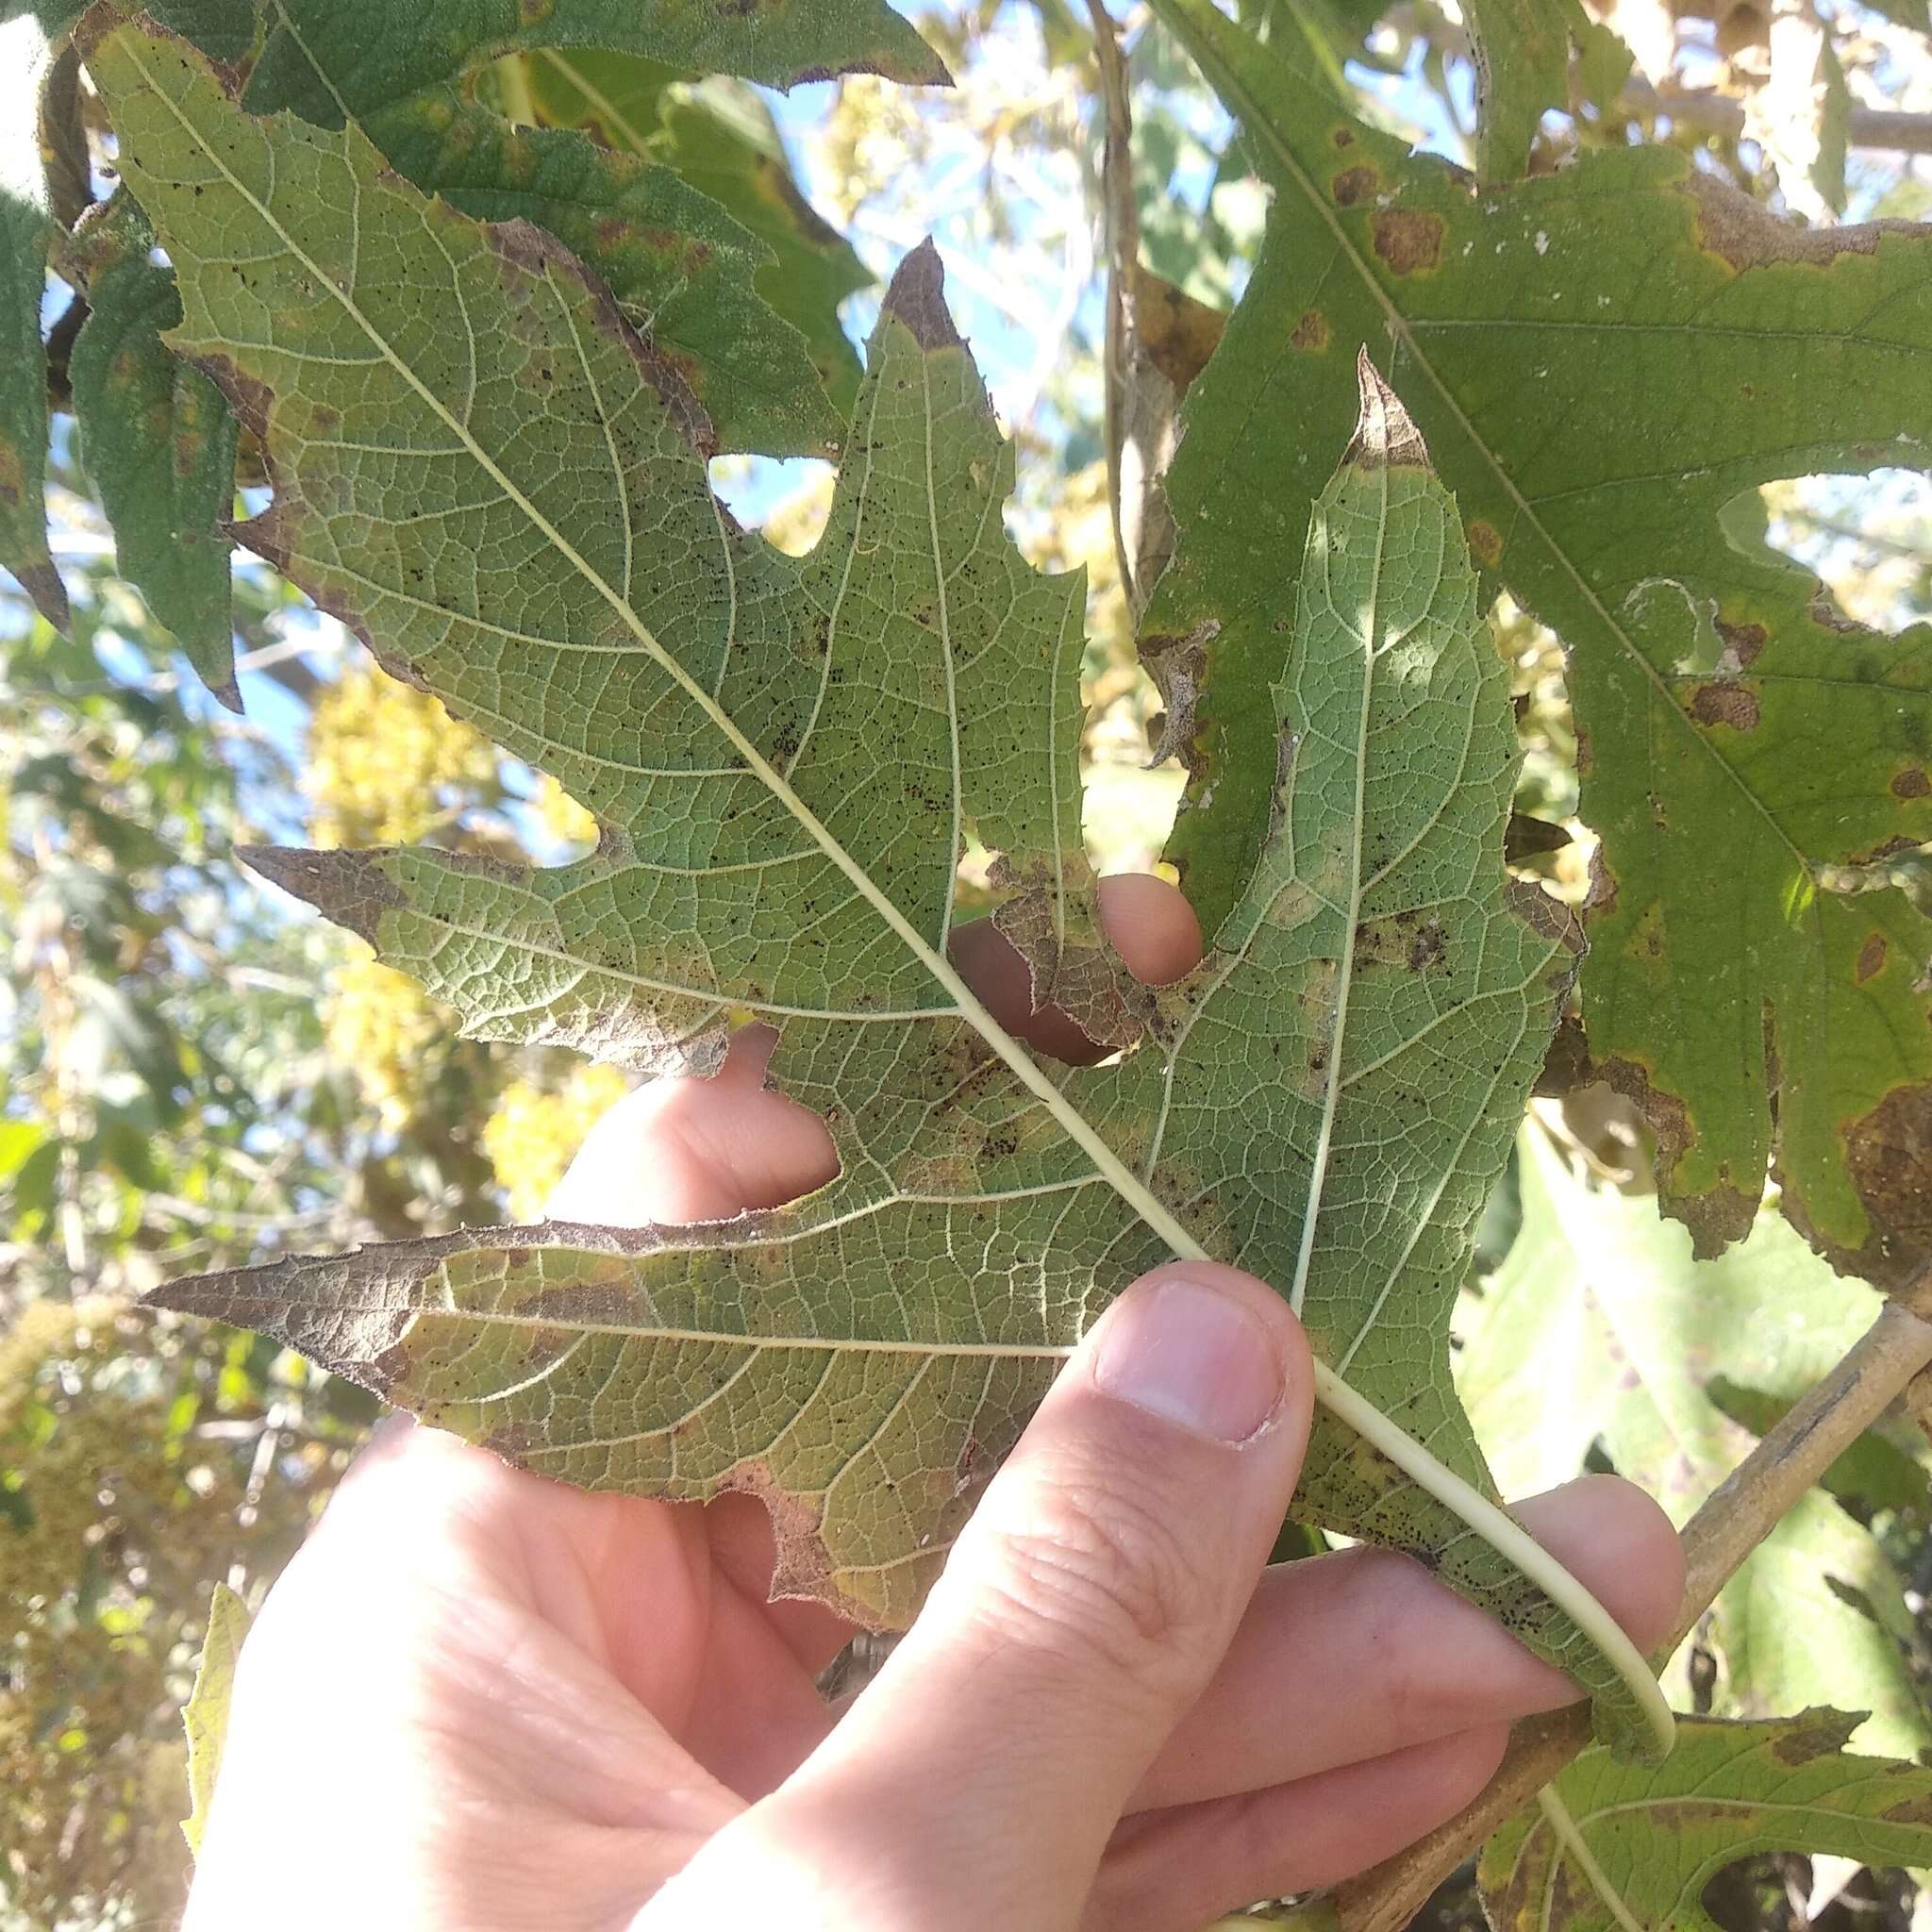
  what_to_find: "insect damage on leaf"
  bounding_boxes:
[105,15,1662,1757]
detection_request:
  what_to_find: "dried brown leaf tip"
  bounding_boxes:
[881,238,963,351]
[1346,349,1429,470]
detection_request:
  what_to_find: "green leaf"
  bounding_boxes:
[1479,1712,1932,1932]
[242,0,941,456]
[101,19,1664,1758]
[248,0,949,112]
[1460,1131,1932,1758]
[0,15,65,629]
[1461,0,1590,182]
[181,1580,248,1856]
[69,193,240,706]
[526,53,871,415]
[1142,0,1932,1282]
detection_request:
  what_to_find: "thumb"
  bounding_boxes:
[757,1261,1312,1928]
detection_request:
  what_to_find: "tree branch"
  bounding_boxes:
[1624,78,1932,156]
[1085,0,1148,619]
[1326,1291,1932,1932]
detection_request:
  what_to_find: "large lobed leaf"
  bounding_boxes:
[1145,0,1932,1285]
[1459,1130,1932,1761]
[98,17,1656,1754]
[1479,1711,1932,1932]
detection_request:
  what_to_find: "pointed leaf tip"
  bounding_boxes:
[1347,347,1430,470]
[237,844,403,945]
[881,240,962,352]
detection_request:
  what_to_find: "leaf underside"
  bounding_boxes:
[102,18,1651,1755]
[1479,1711,1932,1932]
[1145,0,1932,1287]
[180,1580,248,1857]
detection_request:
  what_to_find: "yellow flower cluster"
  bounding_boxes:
[0,1302,318,1928]
[320,945,449,1128]
[305,659,497,848]
[482,1062,632,1219]
[533,770,600,848]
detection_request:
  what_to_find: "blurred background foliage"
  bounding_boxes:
[5,1,1932,1925]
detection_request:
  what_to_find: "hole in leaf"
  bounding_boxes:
[1757,469,1931,638]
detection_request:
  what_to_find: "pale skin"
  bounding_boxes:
[183,875,1683,1931]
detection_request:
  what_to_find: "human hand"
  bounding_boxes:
[182,877,1683,1932]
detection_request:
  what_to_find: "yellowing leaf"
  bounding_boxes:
[181,1581,247,1857]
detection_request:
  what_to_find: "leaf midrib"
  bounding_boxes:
[122,29,1203,1271]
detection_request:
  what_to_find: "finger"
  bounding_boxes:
[762,1262,1312,1928]
[950,872,1203,1065]
[546,1025,839,1228]
[546,874,1201,1227]
[1133,1473,1683,1809]
[1093,1725,1511,1932]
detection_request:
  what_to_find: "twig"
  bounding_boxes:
[1623,78,1932,157]
[1674,1295,1932,1650]
[1086,0,1144,616]
[1327,1291,1932,1932]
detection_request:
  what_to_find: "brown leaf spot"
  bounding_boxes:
[1857,933,1889,984]
[236,845,409,946]
[1371,210,1444,276]
[1891,767,1930,800]
[1883,1794,1932,1825]
[1331,164,1379,207]
[1141,624,1215,772]
[1131,263,1225,393]
[1290,308,1331,352]
[1406,919,1447,972]
[1332,127,1355,148]
[1468,519,1503,568]
[0,441,25,509]
[1688,682,1760,732]
[1714,618,1767,667]
[1842,1086,1932,1292]
[1584,841,1616,913]
[1772,1714,1858,1765]
[1810,594,1861,636]
[1688,172,1902,271]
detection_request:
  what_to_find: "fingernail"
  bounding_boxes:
[1090,1274,1287,1443]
